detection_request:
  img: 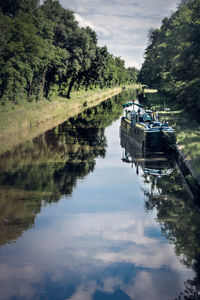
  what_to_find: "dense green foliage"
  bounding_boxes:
[138,0,200,114]
[0,0,138,104]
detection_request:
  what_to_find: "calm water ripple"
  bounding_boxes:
[0,90,199,300]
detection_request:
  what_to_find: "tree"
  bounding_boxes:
[0,0,39,16]
[0,0,137,104]
[138,0,200,114]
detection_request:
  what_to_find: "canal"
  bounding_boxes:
[0,89,200,299]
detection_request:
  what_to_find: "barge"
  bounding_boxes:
[120,102,176,152]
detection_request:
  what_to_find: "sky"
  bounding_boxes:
[59,0,179,69]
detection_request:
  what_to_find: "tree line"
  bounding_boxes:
[0,0,138,104]
[138,0,200,114]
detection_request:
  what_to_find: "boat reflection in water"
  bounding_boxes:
[120,127,176,199]
[120,130,174,182]
[120,129,200,300]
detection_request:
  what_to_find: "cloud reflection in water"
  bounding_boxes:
[0,208,193,300]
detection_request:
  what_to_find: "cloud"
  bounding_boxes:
[60,0,178,67]
[74,13,110,37]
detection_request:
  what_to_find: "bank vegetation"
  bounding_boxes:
[138,0,200,116]
[0,0,138,105]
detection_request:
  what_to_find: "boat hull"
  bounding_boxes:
[120,117,174,152]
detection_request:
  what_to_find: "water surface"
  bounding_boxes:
[0,90,199,299]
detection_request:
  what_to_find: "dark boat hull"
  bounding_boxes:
[120,117,175,152]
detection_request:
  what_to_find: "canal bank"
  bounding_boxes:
[144,90,200,201]
[158,111,200,201]
[0,86,125,155]
[175,145,200,201]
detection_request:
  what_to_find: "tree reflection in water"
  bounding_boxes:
[120,130,200,299]
[0,92,127,247]
[3,88,200,299]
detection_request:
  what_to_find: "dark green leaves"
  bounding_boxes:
[0,0,137,104]
[138,0,200,114]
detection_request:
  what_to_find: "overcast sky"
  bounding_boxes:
[59,0,179,69]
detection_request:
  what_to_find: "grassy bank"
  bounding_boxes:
[145,90,200,182]
[0,87,123,155]
[160,111,200,182]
